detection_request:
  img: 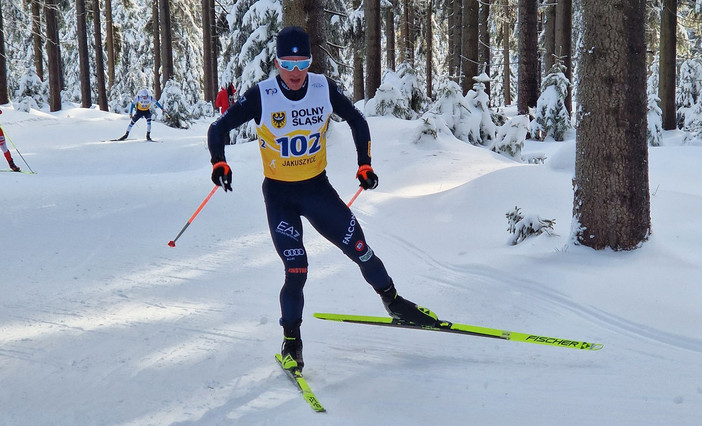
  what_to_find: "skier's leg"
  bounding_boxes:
[0,132,19,171]
[145,111,153,140]
[302,177,391,291]
[263,179,307,368]
[303,176,437,325]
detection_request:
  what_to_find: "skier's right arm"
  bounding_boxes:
[208,85,262,189]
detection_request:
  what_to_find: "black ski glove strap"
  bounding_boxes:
[212,161,233,191]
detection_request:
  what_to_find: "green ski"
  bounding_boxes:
[275,354,326,412]
[314,312,603,351]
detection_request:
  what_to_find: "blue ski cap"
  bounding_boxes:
[276,26,311,58]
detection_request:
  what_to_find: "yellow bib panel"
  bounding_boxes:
[256,74,333,182]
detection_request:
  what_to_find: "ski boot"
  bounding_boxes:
[4,152,19,172]
[117,132,129,141]
[146,132,152,141]
[280,324,304,371]
[377,282,438,326]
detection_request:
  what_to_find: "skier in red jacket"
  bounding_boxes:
[215,83,236,114]
[0,109,20,172]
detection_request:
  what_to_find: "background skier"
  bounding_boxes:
[206,26,438,372]
[0,110,20,172]
[117,89,168,141]
[215,82,237,114]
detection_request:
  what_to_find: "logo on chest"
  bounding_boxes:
[271,111,286,129]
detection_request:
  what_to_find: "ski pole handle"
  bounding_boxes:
[347,187,363,207]
[168,185,219,247]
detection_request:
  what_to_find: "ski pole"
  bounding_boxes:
[0,124,35,174]
[168,185,219,247]
[347,187,363,207]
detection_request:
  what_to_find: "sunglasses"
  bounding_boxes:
[277,57,312,71]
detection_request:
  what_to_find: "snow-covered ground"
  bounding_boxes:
[1,105,701,425]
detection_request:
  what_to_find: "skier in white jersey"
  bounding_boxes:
[117,88,167,141]
[207,26,438,371]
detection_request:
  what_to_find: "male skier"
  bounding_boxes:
[207,26,438,371]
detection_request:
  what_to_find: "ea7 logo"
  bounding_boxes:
[272,111,286,129]
[276,221,300,241]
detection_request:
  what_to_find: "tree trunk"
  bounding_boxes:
[152,0,162,98]
[202,0,213,101]
[365,0,382,99]
[574,0,650,250]
[282,0,327,75]
[307,0,327,75]
[502,0,511,105]
[92,0,108,110]
[543,0,556,73]
[517,0,538,115]
[386,1,396,71]
[0,2,7,104]
[426,0,433,99]
[451,0,461,82]
[478,0,491,98]
[158,0,174,85]
[31,0,44,81]
[46,0,62,112]
[76,0,92,108]
[461,0,479,94]
[105,0,115,89]
[659,0,676,130]
[555,0,572,114]
[209,0,218,97]
[282,0,306,27]
[352,0,365,102]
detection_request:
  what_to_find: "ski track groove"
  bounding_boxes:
[373,230,702,354]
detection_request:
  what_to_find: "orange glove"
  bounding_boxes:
[356,164,378,190]
[211,161,232,191]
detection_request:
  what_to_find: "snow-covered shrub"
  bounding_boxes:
[676,58,702,129]
[368,79,412,119]
[646,59,663,147]
[159,80,192,129]
[366,65,428,119]
[490,115,529,160]
[190,99,215,120]
[530,60,571,141]
[414,111,452,144]
[426,80,473,142]
[396,62,429,116]
[14,66,48,111]
[464,72,497,146]
[506,206,556,246]
[647,93,663,147]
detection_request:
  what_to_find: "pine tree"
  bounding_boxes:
[160,80,193,129]
[491,114,529,160]
[675,58,702,129]
[530,57,571,141]
[222,0,281,141]
[464,72,497,146]
[647,59,663,147]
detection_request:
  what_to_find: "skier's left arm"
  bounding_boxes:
[326,77,378,189]
[154,99,168,117]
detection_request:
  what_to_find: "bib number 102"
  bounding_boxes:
[275,133,321,158]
